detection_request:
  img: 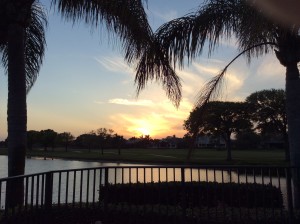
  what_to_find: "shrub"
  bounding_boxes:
[99,181,283,208]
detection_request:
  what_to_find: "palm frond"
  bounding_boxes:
[52,0,182,106]
[52,0,152,63]
[195,68,225,110]
[236,1,279,61]
[1,2,47,93]
[156,0,278,68]
[195,42,278,109]
[25,2,48,92]
[138,0,282,108]
[135,39,182,107]
[156,0,239,68]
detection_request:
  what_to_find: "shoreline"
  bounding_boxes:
[25,155,161,166]
[0,148,288,166]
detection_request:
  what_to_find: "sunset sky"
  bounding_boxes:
[0,0,285,140]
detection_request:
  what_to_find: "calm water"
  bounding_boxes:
[0,156,288,208]
[0,155,143,178]
[0,156,148,208]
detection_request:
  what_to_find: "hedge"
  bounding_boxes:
[99,181,283,208]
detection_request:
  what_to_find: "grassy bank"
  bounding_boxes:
[0,148,288,166]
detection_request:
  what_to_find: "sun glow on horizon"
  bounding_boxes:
[137,127,151,136]
[126,118,159,137]
[107,99,194,139]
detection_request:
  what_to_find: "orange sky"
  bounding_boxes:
[0,0,286,140]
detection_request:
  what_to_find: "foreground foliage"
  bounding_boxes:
[100,181,283,208]
[135,0,300,207]
[1,0,155,208]
[2,203,297,224]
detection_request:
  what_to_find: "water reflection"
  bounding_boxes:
[0,156,139,178]
[0,156,288,208]
[49,167,288,208]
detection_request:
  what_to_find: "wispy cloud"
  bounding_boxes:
[94,56,134,74]
[238,55,285,95]
[256,55,285,79]
[108,98,154,107]
[179,59,248,103]
[193,63,223,77]
[152,9,178,22]
[177,68,206,97]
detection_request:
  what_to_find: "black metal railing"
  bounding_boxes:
[0,166,299,223]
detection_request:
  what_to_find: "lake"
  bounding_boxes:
[0,155,142,178]
[0,156,289,208]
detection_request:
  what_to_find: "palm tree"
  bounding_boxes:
[1,0,170,208]
[1,0,47,208]
[135,0,300,207]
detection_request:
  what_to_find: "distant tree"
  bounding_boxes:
[111,134,126,154]
[96,128,114,154]
[182,133,194,149]
[105,129,115,149]
[139,135,152,148]
[235,131,261,150]
[246,89,288,159]
[152,138,161,148]
[39,129,58,151]
[27,130,40,151]
[87,131,98,152]
[126,135,152,148]
[185,101,251,161]
[126,137,139,148]
[75,133,97,152]
[57,132,75,152]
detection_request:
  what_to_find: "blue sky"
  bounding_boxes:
[0,0,285,140]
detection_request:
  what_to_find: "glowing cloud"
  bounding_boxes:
[256,55,285,80]
[107,98,193,138]
[108,98,154,107]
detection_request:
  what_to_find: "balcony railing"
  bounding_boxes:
[0,165,299,223]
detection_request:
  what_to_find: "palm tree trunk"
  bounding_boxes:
[226,135,232,161]
[283,132,290,162]
[6,22,27,208]
[285,63,300,208]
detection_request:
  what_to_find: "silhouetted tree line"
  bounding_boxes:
[1,89,286,154]
[184,89,288,160]
[0,89,287,155]
[25,128,129,152]
[11,130,192,152]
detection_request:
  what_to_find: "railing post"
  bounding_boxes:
[45,172,53,210]
[105,168,109,186]
[181,167,186,223]
[103,168,109,212]
[286,168,294,224]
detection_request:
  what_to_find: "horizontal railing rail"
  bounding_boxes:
[0,165,299,224]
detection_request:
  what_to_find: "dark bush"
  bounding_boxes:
[99,181,283,208]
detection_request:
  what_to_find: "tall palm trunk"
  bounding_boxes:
[285,62,300,208]
[6,22,27,208]
[225,133,232,161]
[283,132,290,162]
